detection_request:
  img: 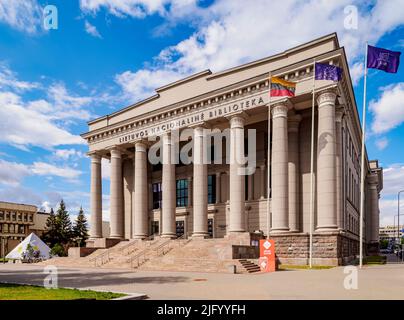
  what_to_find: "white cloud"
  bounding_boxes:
[370,82,404,134]
[113,0,404,100]
[54,148,85,161]
[0,91,84,149]
[84,20,102,38]
[101,158,110,180]
[349,62,364,86]
[0,65,39,91]
[0,158,82,187]
[381,163,404,196]
[79,0,198,19]
[375,137,389,150]
[31,162,82,180]
[0,0,43,34]
[0,159,31,187]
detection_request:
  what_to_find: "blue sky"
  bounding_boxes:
[0,0,403,226]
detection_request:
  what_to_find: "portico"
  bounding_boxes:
[82,34,383,265]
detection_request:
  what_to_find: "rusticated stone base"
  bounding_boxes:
[269,231,360,266]
[85,237,122,249]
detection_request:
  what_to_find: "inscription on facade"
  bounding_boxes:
[117,93,267,145]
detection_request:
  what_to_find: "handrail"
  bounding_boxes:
[128,238,170,268]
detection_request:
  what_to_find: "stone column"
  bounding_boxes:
[316,89,338,231]
[215,172,221,204]
[271,103,289,233]
[131,155,136,238]
[369,182,380,243]
[229,116,246,233]
[288,114,301,232]
[109,147,124,239]
[90,153,102,238]
[133,141,148,239]
[193,127,209,238]
[161,133,176,238]
[247,174,253,201]
[259,165,266,199]
[335,108,344,229]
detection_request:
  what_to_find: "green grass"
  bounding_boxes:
[278,264,334,270]
[0,283,126,300]
[0,258,8,263]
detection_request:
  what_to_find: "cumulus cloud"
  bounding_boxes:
[0,66,96,149]
[111,0,404,101]
[84,20,102,38]
[381,163,404,196]
[370,83,404,134]
[0,158,82,187]
[0,91,84,149]
[0,0,43,34]
[54,148,85,161]
[79,0,198,19]
[375,137,389,150]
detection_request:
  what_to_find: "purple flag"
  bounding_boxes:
[315,62,342,81]
[367,45,401,73]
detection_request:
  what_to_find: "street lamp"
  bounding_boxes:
[398,190,404,262]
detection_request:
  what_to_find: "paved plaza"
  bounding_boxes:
[0,262,403,300]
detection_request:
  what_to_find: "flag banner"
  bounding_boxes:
[367,45,401,73]
[315,62,342,81]
[270,77,296,97]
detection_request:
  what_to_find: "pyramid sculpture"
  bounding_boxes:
[6,232,51,260]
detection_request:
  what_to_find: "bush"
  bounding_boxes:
[50,243,66,257]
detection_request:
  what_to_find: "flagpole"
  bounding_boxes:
[309,59,316,268]
[359,42,369,269]
[267,73,272,238]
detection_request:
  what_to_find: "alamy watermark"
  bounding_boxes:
[43,5,58,30]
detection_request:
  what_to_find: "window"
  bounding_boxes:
[24,214,27,222]
[152,183,162,209]
[19,225,24,234]
[0,211,3,220]
[9,224,14,233]
[208,175,216,204]
[11,212,16,221]
[151,221,159,235]
[18,213,22,221]
[5,212,10,220]
[3,224,8,233]
[208,218,214,238]
[29,214,33,222]
[176,179,188,207]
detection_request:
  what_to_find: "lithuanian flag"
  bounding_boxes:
[270,77,296,97]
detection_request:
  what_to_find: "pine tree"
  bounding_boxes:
[73,206,89,247]
[55,199,72,245]
[43,208,58,247]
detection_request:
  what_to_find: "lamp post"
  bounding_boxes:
[398,190,404,262]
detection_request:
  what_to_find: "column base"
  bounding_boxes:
[316,226,338,232]
[192,232,209,239]
[161,233,177,239]
[270,228,290,234]
[133,234,148,240]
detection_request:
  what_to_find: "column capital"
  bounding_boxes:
[288,114,302,132]
[134,140,148,152]
[316,88,338,107]
[271,103,289,119]
[229,115,245,129]
[88,152,102,163]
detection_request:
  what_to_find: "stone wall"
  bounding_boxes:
[270,231,359,266]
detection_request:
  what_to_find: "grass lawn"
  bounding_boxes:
[0,283,126,300]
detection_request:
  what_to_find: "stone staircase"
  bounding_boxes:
[238,259,261,273]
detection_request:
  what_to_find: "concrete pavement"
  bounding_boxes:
[0,263,404,299]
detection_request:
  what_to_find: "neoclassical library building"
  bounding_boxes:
[82,34,383,266]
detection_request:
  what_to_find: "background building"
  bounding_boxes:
[379,225,403,242]
[0,201,49,258]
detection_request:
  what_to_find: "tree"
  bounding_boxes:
[72,206,89,247]
[55,199,72,245]
[43,208,59,247]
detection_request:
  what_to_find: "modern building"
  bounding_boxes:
[379,225,403,242]
[81,33,383,265]
[0,201,49,257]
